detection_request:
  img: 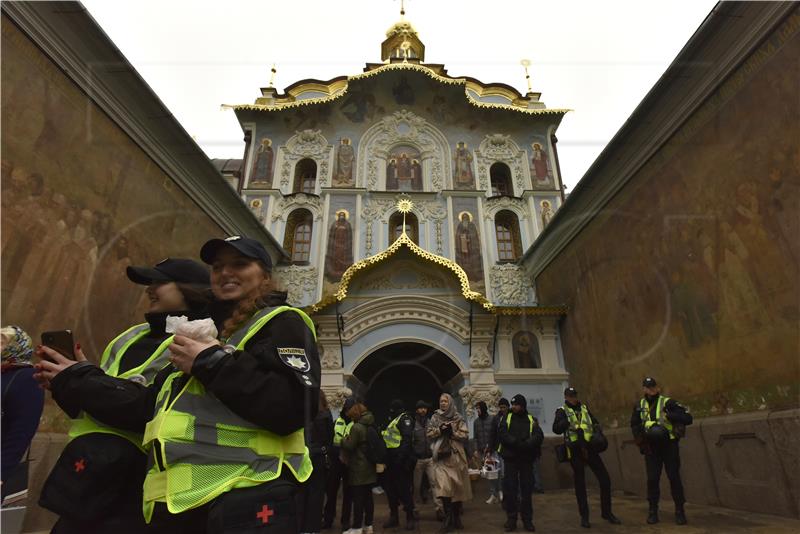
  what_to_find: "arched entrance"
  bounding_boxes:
[349,342,463,425]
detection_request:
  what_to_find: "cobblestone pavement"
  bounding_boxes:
[332,482,800,534]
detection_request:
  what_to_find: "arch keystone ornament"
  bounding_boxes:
[277,129,334,189]
[475,134,529,193]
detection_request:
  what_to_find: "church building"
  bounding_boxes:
[219,11,571,424]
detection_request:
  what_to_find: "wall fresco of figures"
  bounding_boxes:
[323,195,357,286]
[0,19,223,422]
[535,25,800,420]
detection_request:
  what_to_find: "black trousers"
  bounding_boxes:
[351,484,375,529]
[645,440,685,507]
[298,455,327,532]
[323,452,351,527]
[384,461,415,514]
[568,445,611,518]
[502,460,533,523]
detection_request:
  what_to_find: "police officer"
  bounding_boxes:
[37,237,321,533]
[324,397,356,530]
[35,258,210,533]
[631,377,693,525]
[497,394,543,532]
[553,387,621,528]
[382,398,417,530]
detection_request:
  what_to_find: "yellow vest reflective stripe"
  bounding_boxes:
[563,404,593,443]
[68,324,173,451]
[333,417,352,446]
[498,413,534,453]
[639,396,675,440]
[382,414,404,449]
[142,306,315,522]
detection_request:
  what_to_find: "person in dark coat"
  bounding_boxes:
[473,401,496,504]
[299,390,334,533]
[324,397,356,530]
[381,398,416,530]
[631,377,693,526]
[498,394,543,532]
[341,402,377,534]
[553,387,621,528]
[35,237,321,533]
[1,326,44,500]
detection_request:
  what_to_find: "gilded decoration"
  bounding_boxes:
[475,134,529,193]
[271,193,323,222]
[225,63,570,117]
[273,264,318,306]
[490,263,534,306]
[459,385,503,417]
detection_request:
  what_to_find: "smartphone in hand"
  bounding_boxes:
[41,330,76,361]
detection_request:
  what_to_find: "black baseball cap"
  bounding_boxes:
[126,258,210,286]
[511,394,527,406]
[415,400,430,409]
[200,236,272,271]
[642,377,658,387]
[564,387,578,397]
[498,397,510,407]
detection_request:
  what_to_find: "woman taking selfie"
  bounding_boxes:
[36,236,321,533]
[37,258,210,533]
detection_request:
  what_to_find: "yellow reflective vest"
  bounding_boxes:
[68,324,173,451]
[498,413,535,453]
[639,396,676,440]
[333,417,353,447]
[563,404,593,443]
[141,306,316,521]
[382,414,404,449]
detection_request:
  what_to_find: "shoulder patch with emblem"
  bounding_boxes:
[277,347,311,373]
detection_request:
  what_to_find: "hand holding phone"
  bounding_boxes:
[40,330,76,361]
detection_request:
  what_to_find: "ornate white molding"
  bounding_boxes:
[319,343,342,370]
[271,193,323,222]
[273,264,318,306]
[416,200,448,255]
[277,129,334,188]
[322,386,353,410]
[475,134,529,194]
[360,198,396,254]
[489,264,534,306]
[357,110,451,191]
[483,196,529,221]
[459,384,503,417]
[469,343,492,368]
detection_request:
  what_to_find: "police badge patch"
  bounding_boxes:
[277,347,311,373]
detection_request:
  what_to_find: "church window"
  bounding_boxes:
[284,209,313,264]
[293,159,317,194]
[490,162,513,196]
[495,210,522,262]
[389,211,418,245]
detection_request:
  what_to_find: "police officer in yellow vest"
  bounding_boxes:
[552,387,621,529]
[323,397,356,530]
[36,258,211,533]
[36,237,321,533]
[381,399,417,530]
[631,377,693,526]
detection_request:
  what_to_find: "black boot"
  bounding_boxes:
[504,517,516,532]
[405,509,416,530]
[675,504,687,525]
[647,505,659,524]
[384,509,400,529]
[602,512,621,525]
[580,516,591,528]
[439,497,453,533]
[452,502,464,529]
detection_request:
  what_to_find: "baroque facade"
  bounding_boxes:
[222,14,571,426]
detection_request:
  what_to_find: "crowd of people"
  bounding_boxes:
[1,235,695,533]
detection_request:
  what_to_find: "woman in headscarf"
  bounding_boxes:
[427,393,472,532]
[1,325,44,500]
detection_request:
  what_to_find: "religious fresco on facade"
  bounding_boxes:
[324,209,354,283]
[513,331,542,368]
[451,198,485,290]
[529,139,554,189]
[333,137,356,187]
[533,197,557,230]
[535,28,800,420]
[1,21,223,431]
[386,144,423,191]
[249,137,274,187]
[452,141,476,190]
[245,195,269,223]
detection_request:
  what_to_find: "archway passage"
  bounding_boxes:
[351,342,462,426]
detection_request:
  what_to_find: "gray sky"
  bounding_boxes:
[81,0,718,191]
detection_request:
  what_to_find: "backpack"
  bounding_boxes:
[364,424,387,464]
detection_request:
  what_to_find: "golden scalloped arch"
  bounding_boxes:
[308,231,493,313]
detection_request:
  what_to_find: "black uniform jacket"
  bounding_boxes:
[552,401,600,441]
[629,394,693,440]
[51,305,321,439]
[385,411,415,467]
[497,410,544,462]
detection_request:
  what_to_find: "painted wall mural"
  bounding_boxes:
[529,139,554,189]
[324,209,354,282]
[249,137,274,187]
[453,141,475,189]
[451,197,485,290]
[535,22,800,421]
[333,137,355,187]
[513,331,542,368]
[386,144,423,191]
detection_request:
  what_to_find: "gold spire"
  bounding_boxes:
[396,197,414,234]
[520,59,532,93]
[268,64,277,88]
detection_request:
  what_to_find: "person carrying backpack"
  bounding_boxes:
[341,402,378,534]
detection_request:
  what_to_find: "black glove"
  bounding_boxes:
[440,423,453,436]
